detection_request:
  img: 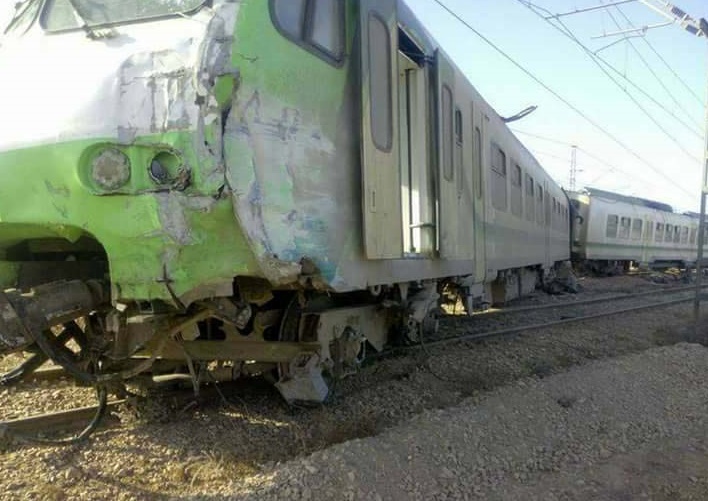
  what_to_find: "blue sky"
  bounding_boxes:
[404,0,707,212]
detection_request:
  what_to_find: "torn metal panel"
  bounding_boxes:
[224,87,349,287]
[119,50,192,134]
[154,193,220,246]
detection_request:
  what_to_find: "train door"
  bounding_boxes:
[398,29,435,255]
[359,0,403,259]
[435,48,460,258]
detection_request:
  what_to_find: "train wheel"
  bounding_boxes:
[272,294,329,405]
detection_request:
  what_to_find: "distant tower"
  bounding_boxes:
[569,145,578,191]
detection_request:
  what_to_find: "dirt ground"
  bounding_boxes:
[0,275,707,500]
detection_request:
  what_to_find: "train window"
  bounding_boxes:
[674,226,681,243]
[442,86,454,181]
[536,185,544,225]
[665,224,673,243]
[631,219,642,240]
[525,174,534,222]
[474,127,482,199]
[606,215,618,238]
[368,14,392,151]
[454,109,463,145]
[690,228,697,245]
[271,0,306,38]
[310,0,344,57]
[491,145,506,175]
[646,220,654,241]
[510,165,522,217]
[681,226,689,244]
[512,165,522,186]
[454,109,463,195]
[552,199,558,230]
[42,0,207,31]
[270,0,345,65]
[619,217,631,239]
[491,145,507,211]
[655,223,664,242]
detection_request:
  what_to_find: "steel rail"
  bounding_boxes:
[25,366,66,382]
[478,283,702,316]
[0,400,125,436]
[427,296,691,349]
[0,380,247,439]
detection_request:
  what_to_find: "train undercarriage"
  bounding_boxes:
[0,274,445,408]
[0,236,571,447]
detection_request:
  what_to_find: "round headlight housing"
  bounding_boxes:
[91,148,131,191]
[148,151,182,185]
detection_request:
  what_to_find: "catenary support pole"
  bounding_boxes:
[693,45,708,339]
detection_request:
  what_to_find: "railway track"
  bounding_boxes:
[428,295,693,349]
[374,284,705,363]
[440,284,704,339]
[0,379,246,443]
[480,283,699,316]
[0,283,702,443]
[0,400,124,436]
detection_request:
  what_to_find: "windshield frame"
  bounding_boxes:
[39,0,212,34]
[2,0,43,36]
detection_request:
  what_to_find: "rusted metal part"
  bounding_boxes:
[0,400,125,436]
[0,280,108,356]
[0,293,29,354]
[0,327,76,386]
[156,339,320,363]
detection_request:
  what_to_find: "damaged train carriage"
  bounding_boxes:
[0,0,569,403]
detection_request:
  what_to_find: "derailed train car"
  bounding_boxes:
[0,0,569,404]
[569,188,700,274]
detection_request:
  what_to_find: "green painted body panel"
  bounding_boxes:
[0,135,259,301]
[232,2,353,127]
[0,0,361,301]
[223,1,361,283]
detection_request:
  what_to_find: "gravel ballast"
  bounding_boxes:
[236,343,708,500]
[0,276,706,500]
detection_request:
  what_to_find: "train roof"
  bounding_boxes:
[584,187,674,213]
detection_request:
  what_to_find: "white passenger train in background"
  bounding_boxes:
[568,188,701,274]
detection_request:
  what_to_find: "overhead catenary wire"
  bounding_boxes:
[511,128,576,147]
[529,148,655,189]
[532,1,704,132]
[604,5,704,130]
[428,0,696,199]
[513,129,677,192]
[514,128,641,173]
[514,2,705,140]
[516,0,703,164]
[614,4,704,107]
[585,50,702,139]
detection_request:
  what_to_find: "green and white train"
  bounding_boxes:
[0,0,571,403]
